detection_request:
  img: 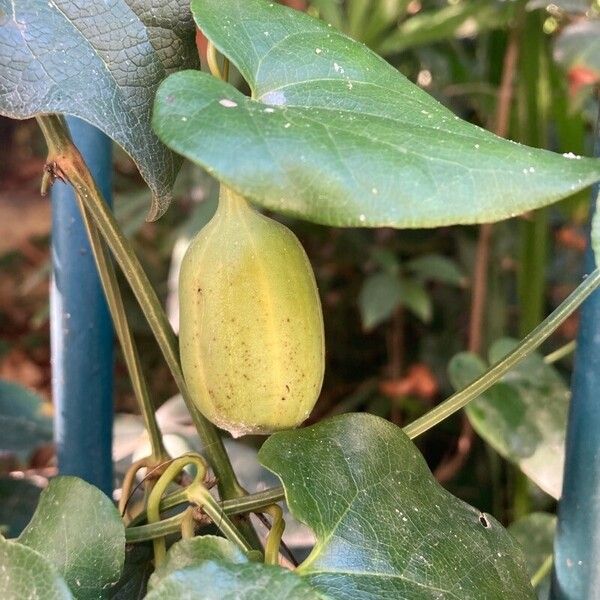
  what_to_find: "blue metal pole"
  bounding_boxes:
[51,117,113,495]
[551,109,600,599]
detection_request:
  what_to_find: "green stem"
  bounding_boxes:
[36,115,246,503]
[403,269,600,438]
[519,211,548,336]
[531,554,553,588]
[147,454,208,565]
[128,485,286,530]
[512,469,530,521]
[517,7,548,338]
[74,197,166,461]
[180,507,196,539]
[544,340,576,364]
[262,504,285,565]
[222,486,286,516]
[186,484,254,554]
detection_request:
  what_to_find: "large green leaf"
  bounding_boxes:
[0,0,199,218]
[509,513,556,599]
[259,413,535,599]
[0,537,73,599]
[0,380,52,459]
[18,476,125,599]
[448,339,569,499]
[145,561,322,599]
[149,536,249,589]
[153,0,600,229]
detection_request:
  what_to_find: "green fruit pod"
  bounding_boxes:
[179,186,325,437]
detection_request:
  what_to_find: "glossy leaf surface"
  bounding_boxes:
[0,538,72,599]
[0,0,199,218]
[145,561,321,600]
[153,0,600,228]
[259,413,535,599]
[19,477,125,599]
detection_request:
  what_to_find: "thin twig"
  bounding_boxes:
[435,28,520,482]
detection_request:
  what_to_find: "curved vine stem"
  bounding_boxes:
[127,485,286,531]
[180,507,197,539]
[147,454,208,565]
[403,269,600,439]
[186,483,254,554]
[544,340,576,364]
[531,554,553,588]
[119,457,151,518]
[147,454,254,565]
[42,121,167,463]
[262,504,285,565]
[35,114,259,549]
[206,41,230,82]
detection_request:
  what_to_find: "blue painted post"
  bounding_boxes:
[551,113,600,599]
[51,117,114,495]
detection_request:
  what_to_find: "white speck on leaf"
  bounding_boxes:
[219,99,237,108]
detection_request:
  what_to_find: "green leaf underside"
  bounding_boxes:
[18,476,125,599]
[259,413,534,599]
[448,339,569,499]
[153,0,600,229]
[0,0,199,219]
[145,561,321,600]
[0,538,72,600]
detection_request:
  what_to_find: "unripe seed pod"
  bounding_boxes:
[179,186,325,437]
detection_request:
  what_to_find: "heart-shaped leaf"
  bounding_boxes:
[259,413,535,599]
[448,339,569,499]
[19,476,125,599]
[153,0,600,229]
[0,537,72,599]
[0,0,199,218]
[145,561,321,599]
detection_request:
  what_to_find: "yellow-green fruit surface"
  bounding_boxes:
[179,186,325,437]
